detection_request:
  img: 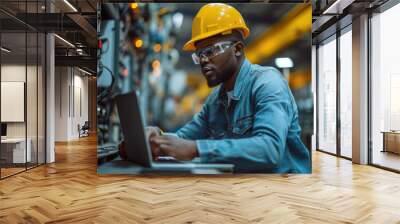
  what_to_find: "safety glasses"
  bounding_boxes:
[192,41,235,65]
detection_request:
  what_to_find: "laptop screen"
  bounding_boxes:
[116,91,153,167]
[1,123,7,137]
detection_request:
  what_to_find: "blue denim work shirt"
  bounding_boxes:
[175,59,311,173]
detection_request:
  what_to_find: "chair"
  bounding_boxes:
[78,121,90,138]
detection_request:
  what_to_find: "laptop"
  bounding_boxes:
[115,91,234,174]
[1,123,7,140]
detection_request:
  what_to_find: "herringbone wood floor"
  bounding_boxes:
[1,135,400,224]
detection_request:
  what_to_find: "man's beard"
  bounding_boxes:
[204,68,234,88]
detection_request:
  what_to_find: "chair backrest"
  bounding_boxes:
[81,121,90,130]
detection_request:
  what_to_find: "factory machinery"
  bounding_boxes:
[97,3,184,161]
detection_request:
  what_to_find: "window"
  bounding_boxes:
[339,28,352,158]
[317,36,337,154]
[370,2,400,171]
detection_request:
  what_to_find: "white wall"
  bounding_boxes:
[54,67,89,141]
[1,64,46,164]
[1,65,26,139]
[55,67,69,141]
[1,65,42,137]
[72,73,89,138]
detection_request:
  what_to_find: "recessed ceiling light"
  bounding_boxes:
[1,47,11,53]
[78,67,93,76]
[54,34,75,48]
[63,0,78,12]
[322,0,355,15]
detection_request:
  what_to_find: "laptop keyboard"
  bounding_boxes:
[155,156,183,163]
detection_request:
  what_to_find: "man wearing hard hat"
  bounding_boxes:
[148,3,311,173]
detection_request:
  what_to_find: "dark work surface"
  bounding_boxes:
[97,157,145,174]
[97,157,233,175]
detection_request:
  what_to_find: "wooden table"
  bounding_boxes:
[1,138,31,164]
[381,131,400,154]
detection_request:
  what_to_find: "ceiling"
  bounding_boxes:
[1,32,45,64]
[0,0,97,71]
[311,0,389,41]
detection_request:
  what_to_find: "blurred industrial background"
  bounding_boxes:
[98,3,312,151]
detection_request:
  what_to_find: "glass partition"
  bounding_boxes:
[0,0,46,179]
[339,28,352,158]
[317,36,337,155]
[1,31,28,177]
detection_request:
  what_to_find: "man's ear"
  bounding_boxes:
[234,42,244,57]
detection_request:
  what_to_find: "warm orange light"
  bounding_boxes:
[134,39,143,48]
[245,4,311,64]
[152,60,160,69]
[153,44,162,53]
[130,3,138,10]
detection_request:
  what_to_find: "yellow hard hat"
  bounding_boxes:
[183,3,250,51]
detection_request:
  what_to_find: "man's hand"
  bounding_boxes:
[150,135,198,161]
[119,126,162,160]
[145,126,162,155]
[145,126,162,140]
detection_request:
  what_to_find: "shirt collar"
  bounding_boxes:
[217,59,251,103]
